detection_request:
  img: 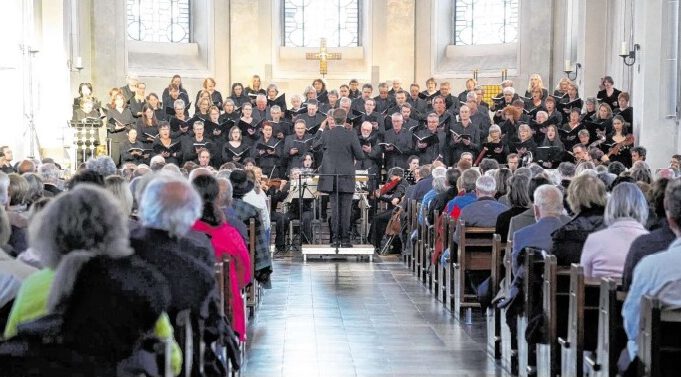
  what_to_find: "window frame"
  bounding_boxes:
[280,0,362,48]
[452,0,520,46]
[126,0,192,44]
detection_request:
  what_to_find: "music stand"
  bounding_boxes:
[68,118,104,166]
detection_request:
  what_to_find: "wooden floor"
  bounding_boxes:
[241,254,508,377]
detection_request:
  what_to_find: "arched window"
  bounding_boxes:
[126,0,191,43]
[453,0,519,45]
[283,0,361,47]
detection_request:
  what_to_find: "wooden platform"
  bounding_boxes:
[301,245,375,262]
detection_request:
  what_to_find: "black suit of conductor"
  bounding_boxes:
[312,116,366,246]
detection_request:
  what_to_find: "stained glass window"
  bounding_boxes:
[453,0,519,45]
[283,0,360,47]
[127,0,191,43]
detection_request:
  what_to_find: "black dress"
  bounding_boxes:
[597,88,622,111]
[600,134,633,168]
[222,142,251,164]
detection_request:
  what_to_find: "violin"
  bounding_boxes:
[606,134,634,157]
[376,177,401,197]
[261,178,284,190]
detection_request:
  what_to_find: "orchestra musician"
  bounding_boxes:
[369,167,408,254]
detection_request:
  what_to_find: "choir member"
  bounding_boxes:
[554,77,571,97]
[194,95,212,120]
[128,81,146,118]
[71,97,100,122]
[438,82,461,115]
[457,78,477,103]
[357,98,386,135]
[476,124,508,165]
[239,103,259,144]
[206,105,224,140]
[312,78,328,104]
[245,74,266,99]
[284,119,314,173]
[348,79,361,99]
[615,92,633,126]
[73,82,101,112]
[230,82,249,108]
[468,100,491,140]
[446,104,480,165]
[351,83,373,113]
[339,84,351,98]
[161,75,189,108]
[164,84,190,117]
[194,78,223,110]
[512,124,537,165]
[220,99,241,123]
[303,86,318,105]
[401,103,420,133]
[561,108,585,150]
[381,113,414,170]
[296,99,325,135]
[222,126,250,164]
[499,105,523,145]
[119,76,138,103]
[152,122,183,166]
[526,87,546,114]
[121,128,150,165]
[253,122,284,178]
[544,96,563,125]
[530,110,550,143]
[373,83,395,115]
[431,96,453,129]
[168,99,192,139]
[145,93,167,122]
[536,124,564,169]
[196,148,212,169]
[136,104,159,145]
[524,73,549,99]
[600,115,633,168]
[407,84,428,122]
[593,103,614,135]
[252,94,270,124]
[474,86,490,113]
[388,79,403,97]
[492,87,517,124]
[356,121,382,193]
[319,89,340,114]
[107,93,135,166]
[181,121,215,167]
[581,97,598,122]
[269,105,291,141]
[559,83,582,120]
[414,113,443,164]
[596,76,622,111]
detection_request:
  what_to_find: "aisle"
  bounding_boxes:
[242,256,505,377]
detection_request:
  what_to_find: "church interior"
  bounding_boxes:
[1,0,681,376]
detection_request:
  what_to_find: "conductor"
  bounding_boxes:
[312,108,366,248]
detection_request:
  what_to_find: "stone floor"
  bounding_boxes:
[242,255,507,377]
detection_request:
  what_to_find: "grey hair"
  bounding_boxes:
[270,105,281,113]
[217,177,233,208]
[466,91,477,101]
[476,175,497,196]
[432,176,447,194]
[533,184,564,217]
[604,182,649,226]
[150,155,166,171]
[557,162,576,179]
[488,124,501,135]
[139,176,201,238]
[461,169,481,192]
[0,206,10,245]
[38,163,60,184]
[29,184,132,269]
[174,99,186,108]
[535,111,548,120]
[514,167,532,179]
[391,112,403,120]
[291,94,303,102]
[256,94,267,102]
[339,97,352,106]
[104,175,134,216]
[0,172,8,206]
[161,163,182,175]
[502,87,515,95]
[22,173,44,203]
[431,167,447,179]
[529,164,544,178]
[85,156,117,178]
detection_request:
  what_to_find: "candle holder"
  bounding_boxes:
[564,63,581,81]
[619,44,640,67]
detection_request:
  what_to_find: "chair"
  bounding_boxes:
[559,264,601,377]
[486,234,506,360]
[583,278,626,377]
[500,241,517,374]
[637,295,681,377]
[451,219,496,322]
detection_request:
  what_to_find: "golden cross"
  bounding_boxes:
[305,38,342,78]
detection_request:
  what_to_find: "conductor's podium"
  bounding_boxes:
[301,245,375,262]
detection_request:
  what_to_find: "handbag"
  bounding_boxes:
[385,207,403,236]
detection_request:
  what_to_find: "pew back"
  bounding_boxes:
[638,295,681,377]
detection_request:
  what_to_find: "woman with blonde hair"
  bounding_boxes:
[195,77,223,110]
[525,73,548,99]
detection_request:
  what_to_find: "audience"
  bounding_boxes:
[453,175,508,240]
[580,182,649,278]
[495,174,530,242]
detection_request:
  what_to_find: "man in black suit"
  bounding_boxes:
[312,108,365,247]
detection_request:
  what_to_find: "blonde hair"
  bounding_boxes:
[527,73,545,92]
[566,174,607,213]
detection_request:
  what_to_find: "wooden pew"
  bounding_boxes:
[451,219,496,322]
[175,309,195,377]
[410,200,418,273]
[559,264,601,377]
[436,213,451,305]
[246,218,260,316]
[638,295,681,377]
[215,256,243,376]
[500,241,517,374]
[583,278,626,377]
[486,234,505,360]
[517,248,557,377]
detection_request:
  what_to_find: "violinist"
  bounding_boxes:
[599,115,634,167]
[369,167,408,254]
